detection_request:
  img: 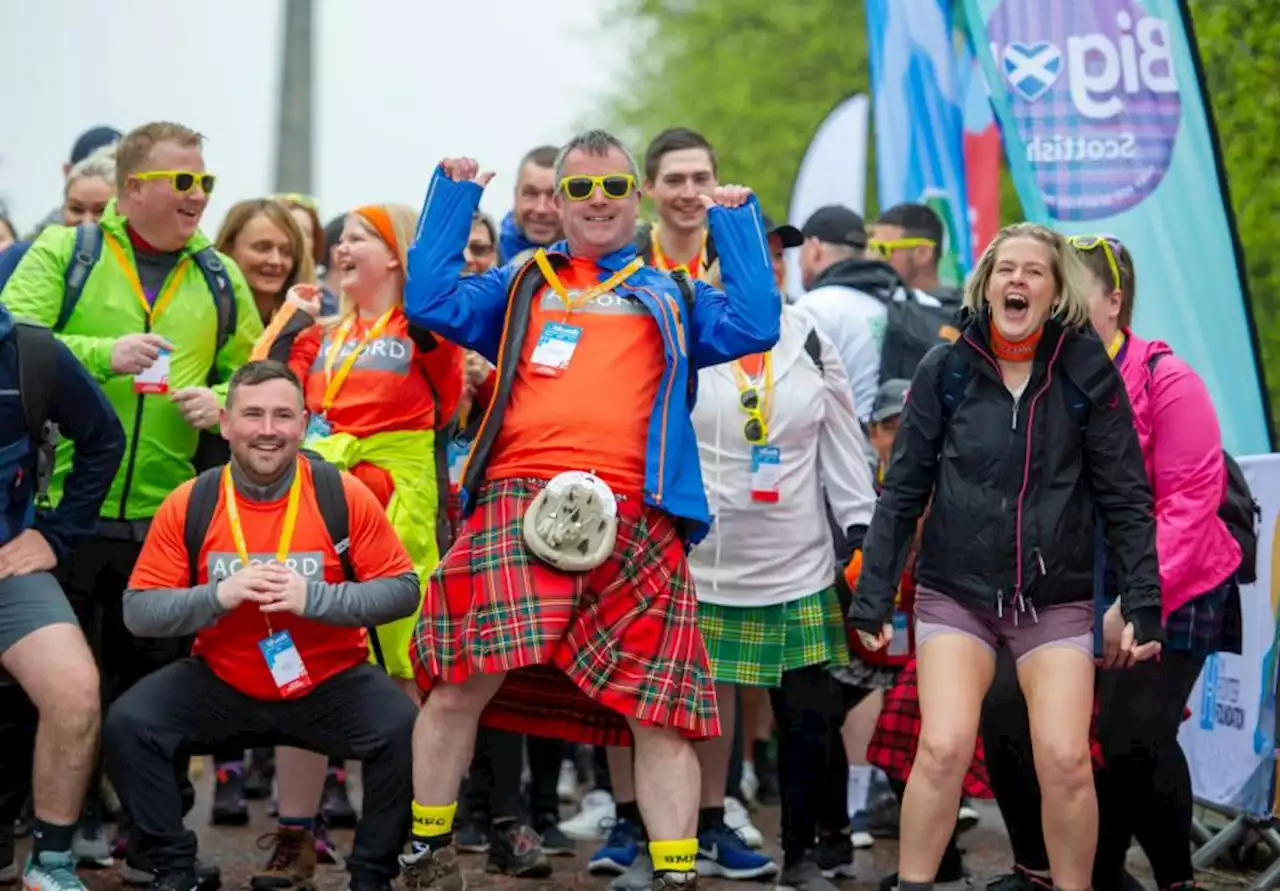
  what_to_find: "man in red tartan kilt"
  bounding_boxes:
[395,132,782,891]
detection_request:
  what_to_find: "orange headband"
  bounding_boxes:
[354,205,398,254]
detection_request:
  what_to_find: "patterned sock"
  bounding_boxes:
[411,801,457,853]
[279,816,314,832]
[649,838,697,875]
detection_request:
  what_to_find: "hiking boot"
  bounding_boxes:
[210,766,250,826]
[319,769,358,829]
[651,871,698,890]
[813,827,856,879]
[145,872,201,891]
[533,812,575,857]
[22,851,88,891]
[250,828,317,891]
[120,854,222,891]
[776,859,840,891]
[244,749,276,801]
[486,820,551,878]
[399,845,466,891]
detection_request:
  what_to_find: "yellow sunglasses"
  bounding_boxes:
[868,237,936,258]
[1067,234,1123,291]
[559,174,636,201]
[134,170,216,195]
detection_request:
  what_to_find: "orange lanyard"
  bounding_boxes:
[105,233,190,325]
[222,460,303,634]
[321,309,395,411]
[534,250,643,320]
[650,225,707,279]
[730,352,774,423]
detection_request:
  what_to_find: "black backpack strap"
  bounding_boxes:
[56,224,103,332]
[302,453,387,669]
[192,247,238,383]
[803,328,824,376]
[13,323,58,443]
[936,345,969,425]
[184,467,224,586]
[669,268,696,316]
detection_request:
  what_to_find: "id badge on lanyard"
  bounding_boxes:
[750,445,782,503]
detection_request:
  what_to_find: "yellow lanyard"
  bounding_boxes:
[222,459,303,634]
[1106,330,1126,361]
[105,233,190,325]
[534,250,643,319]
[650,225,707,279]
[321,309,395,411]
[730,352,774,425]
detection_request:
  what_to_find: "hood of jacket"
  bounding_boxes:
[808,257,906,302]
[499,211,540,264]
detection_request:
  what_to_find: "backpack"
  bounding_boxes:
[880,290,963,385]
[9,321,59,499]
[182,452,388,669]
[56,223,239,471]
[1146,353,1259,584]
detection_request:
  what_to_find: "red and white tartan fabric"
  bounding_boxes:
[865,659,1106,798]
[411,478,719,747]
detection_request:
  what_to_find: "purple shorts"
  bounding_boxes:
[914,586,1093,664]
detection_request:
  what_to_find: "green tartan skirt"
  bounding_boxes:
[697,587,849,687]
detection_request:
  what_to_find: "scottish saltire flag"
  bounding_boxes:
[865,0,974,284]
[960,0,1271,455]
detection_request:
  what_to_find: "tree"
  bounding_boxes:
[600,0,1280,419]
[1189,0,1280,416]
[598,0,873,221]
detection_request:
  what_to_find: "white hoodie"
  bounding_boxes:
[688,306,878,608]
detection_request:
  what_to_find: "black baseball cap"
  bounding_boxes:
[69,126,122,164]
[763,215,803,249]
[801,205,868,249]
[871,379,911,423]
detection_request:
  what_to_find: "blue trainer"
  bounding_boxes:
[696,825,778,880]
[588,818,642,876]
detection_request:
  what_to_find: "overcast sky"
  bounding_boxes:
[0,0,628,235]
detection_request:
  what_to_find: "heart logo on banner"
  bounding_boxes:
[1003,41,1063,102]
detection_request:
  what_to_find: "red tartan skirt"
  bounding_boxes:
[865,659,1106,798]
[411,478,719,747]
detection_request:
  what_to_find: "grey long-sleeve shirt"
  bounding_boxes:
[122,460,421,639]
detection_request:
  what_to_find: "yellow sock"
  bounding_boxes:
[411,800,457,840]
[649,838,697,874]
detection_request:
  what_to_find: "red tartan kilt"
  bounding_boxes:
[410,478,720,747]
[865,659,1106,798]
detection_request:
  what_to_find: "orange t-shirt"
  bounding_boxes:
[288,307,463,503]
[484,257,666,497]
[127,459,415,700]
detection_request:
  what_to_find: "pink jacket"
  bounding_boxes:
[1118,331,1241,619]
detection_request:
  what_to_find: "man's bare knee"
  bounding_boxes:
[3,624,100,723]
[423,672,505,720]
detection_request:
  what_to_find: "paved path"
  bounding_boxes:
[19,762,1259,891]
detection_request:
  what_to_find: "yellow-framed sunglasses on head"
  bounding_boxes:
[1066,234,1123,291]
[559,174,637,201]
[273,192,320,210]
[134,170,216,195]
[868,237,936,259]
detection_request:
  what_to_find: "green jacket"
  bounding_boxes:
[0,200,262,521]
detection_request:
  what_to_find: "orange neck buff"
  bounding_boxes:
[989,319,1043,362]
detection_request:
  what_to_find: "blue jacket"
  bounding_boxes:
[0,304,124,563]
[404,165,781,544]
[0,240,32,293]
[498,211,540,264]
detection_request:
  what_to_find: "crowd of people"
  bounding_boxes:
[0,118,1249,891]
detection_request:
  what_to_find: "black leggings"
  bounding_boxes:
[770,665,845,869]
[981,644,1204,890]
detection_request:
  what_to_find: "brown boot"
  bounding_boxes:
[399,844,466,891]
[250,827,318,891]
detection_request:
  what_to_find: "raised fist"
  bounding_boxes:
[440,158,495,187]
[698,184,754,209]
